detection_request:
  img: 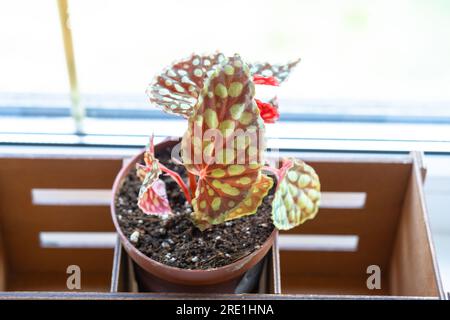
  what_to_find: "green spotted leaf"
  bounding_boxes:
[271,158,321,230]
[181,54,272,230]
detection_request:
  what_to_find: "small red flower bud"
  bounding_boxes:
[255,99,280,123]
[252,75,280,86]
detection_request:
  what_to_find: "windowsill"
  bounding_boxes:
[1,116,450,153]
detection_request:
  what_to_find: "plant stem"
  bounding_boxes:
[159,163,192,203]
[188,172,197,198]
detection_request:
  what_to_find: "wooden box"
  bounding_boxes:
[0,157,121,292]
[0,152,444,299]
[278,152,444,298]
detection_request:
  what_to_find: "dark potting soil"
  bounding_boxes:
[114,145,275,270]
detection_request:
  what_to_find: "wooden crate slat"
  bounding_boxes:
[0,157,122,288]
[388,158,444,297]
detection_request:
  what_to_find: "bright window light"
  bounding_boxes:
[1,0,450,121]
[66,0,450,116]
[0,0,69,101]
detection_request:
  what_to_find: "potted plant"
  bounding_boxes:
[111,52,321,293]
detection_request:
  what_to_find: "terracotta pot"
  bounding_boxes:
[111,137,276,293]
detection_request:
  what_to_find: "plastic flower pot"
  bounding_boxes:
[111,138,276,293]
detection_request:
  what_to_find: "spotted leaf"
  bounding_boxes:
[222,173,274,221]
[249,58,301,84]
[271,158,321,230]
[136,137,160,182]
[137,138,172,216]
[146,52,226,118]
[138,177,172,216]
[181,54,272,229]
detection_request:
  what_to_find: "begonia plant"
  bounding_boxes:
[137,53,320,231]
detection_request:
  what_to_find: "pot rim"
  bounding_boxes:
[110,138,277,277]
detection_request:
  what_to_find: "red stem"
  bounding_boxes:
[159,163,192,203]
[188,172,197,198]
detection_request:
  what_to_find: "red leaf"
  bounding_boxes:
[136,160,172,216]
[137,136,191,215]
[138,179,172,216]
[181,55,273,229]
[147,53,226,118]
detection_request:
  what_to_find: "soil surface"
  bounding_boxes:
[114,145,275,270]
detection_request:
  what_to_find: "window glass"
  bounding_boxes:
[0,0,70,110]
[1,0,450,120]
[68,0,450,118]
